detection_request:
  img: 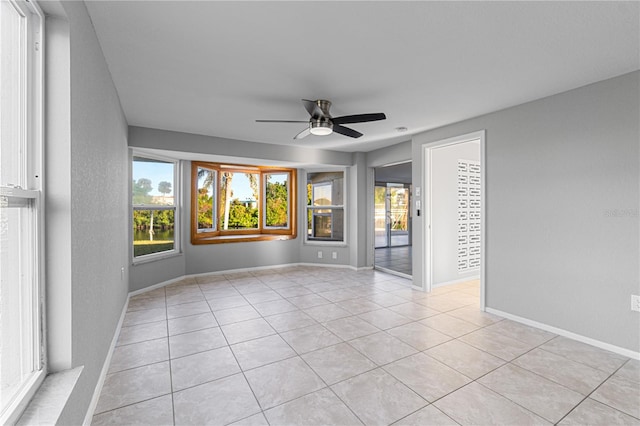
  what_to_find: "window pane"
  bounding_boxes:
[219,172,259,230]
[133,209,175,257]
[132,157,174,206]
[0,1,25,187]
[307,172,343,206]
[197,168,216,231]
[307,208,344,241]
[0,199,37,412]
[265,173,288,228]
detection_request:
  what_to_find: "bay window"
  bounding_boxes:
[191,162,296,244]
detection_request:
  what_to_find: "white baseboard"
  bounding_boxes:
[83,296,130,425]
[486,307,640,361]
[433,275,480,288]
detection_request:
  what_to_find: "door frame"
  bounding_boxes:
[422,130,486,311]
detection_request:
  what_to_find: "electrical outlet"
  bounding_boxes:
[631,295,640,312]
[332,251,338,259]
[317,251,323,259]
[121,267,125,282]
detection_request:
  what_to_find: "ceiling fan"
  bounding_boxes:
[256,99,386,139]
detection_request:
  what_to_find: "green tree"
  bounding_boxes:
[158,181,172,202]
[133,178,153,204]
[266,179,288,227]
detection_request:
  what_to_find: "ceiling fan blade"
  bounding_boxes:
[293,127,311,140]
[333,124,363,139]
[256,120,309,123]
[302,99,326,119]
[332,113,386,125]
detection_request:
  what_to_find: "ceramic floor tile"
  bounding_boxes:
[512,348,611,395]
[264,310,317,333]
[287,293,331,309]
[484,319,556,346]
[275,286,313,298]
[202,287,241,300]
[460,328,537,361]
[357,309,412,330]
[302,342,377,385]
[331,368,427,426]
[386,322,452,351]
[214,305,261,325]
[173,373,260,425]
[242,290,283,304]
[558,397,640,425]
[434,382,551,426]
[445,305,502,327]
[418,314,480,338]
[91,394,173,426]
[244,357,326,409]
[318,288,360,302]
[166,300,211,319]
[122,307,167,327]
[166,291,205,307]
[388,302,439,321]
[264,388,363,426]
[221,318,276,345]
[171,346,240,391]
[280,324,342,354]
[303,304,352,322]
[168,312,217,336]
[366,293,409,308]
[384,352,471,402]
[591,374,640,418]
[323,316,380,341]
[126,296,166,312]
[393,405,458,426]
[252,299,297,316]
[231,334,296,370]
[349,332,417,365]
[540,336,628,373]
[478,363,584,423]
[228,412,270,426]
[207,295,250,311]
[424,339,505,380]
[235,283,272,295]
[95,362,171,414]
[337,298,384,315]
[108,338,169,373]
[168,326,227,359]
[616,359,640,383]
[117,321,167,346]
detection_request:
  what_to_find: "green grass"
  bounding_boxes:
[133,240,174,257]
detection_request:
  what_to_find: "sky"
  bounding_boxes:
[132,159,174,196]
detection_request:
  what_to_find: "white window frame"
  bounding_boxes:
[131,152,180,264]
[304,169,347,245]
[0,0,46,423]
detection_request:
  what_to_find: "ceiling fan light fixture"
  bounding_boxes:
[309,120,333,136]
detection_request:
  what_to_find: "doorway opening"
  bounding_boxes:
[374,161,412,277]
[423,131,485,309]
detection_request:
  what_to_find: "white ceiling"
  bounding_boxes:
[85,1,639,153]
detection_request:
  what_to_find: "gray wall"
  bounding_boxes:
[46,1,130,424]
[431,140,480,284]
[413,71,639,352]
[128,127,359,290]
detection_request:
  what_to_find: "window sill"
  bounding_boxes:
[304,240,347,247]
[192,233,296,244]
[17,367,83,426]
[132,250,182,266]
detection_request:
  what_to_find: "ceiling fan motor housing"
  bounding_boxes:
[309,118,333,135]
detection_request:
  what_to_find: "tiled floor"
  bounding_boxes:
[374,246,412,276]
[92,266,640,425]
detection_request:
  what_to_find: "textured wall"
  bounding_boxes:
[56,1,130,423]
[413,71,639,352]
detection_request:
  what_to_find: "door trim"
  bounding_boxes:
[422,130,486,311]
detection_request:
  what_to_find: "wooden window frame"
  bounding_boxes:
[191,161,297,244]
